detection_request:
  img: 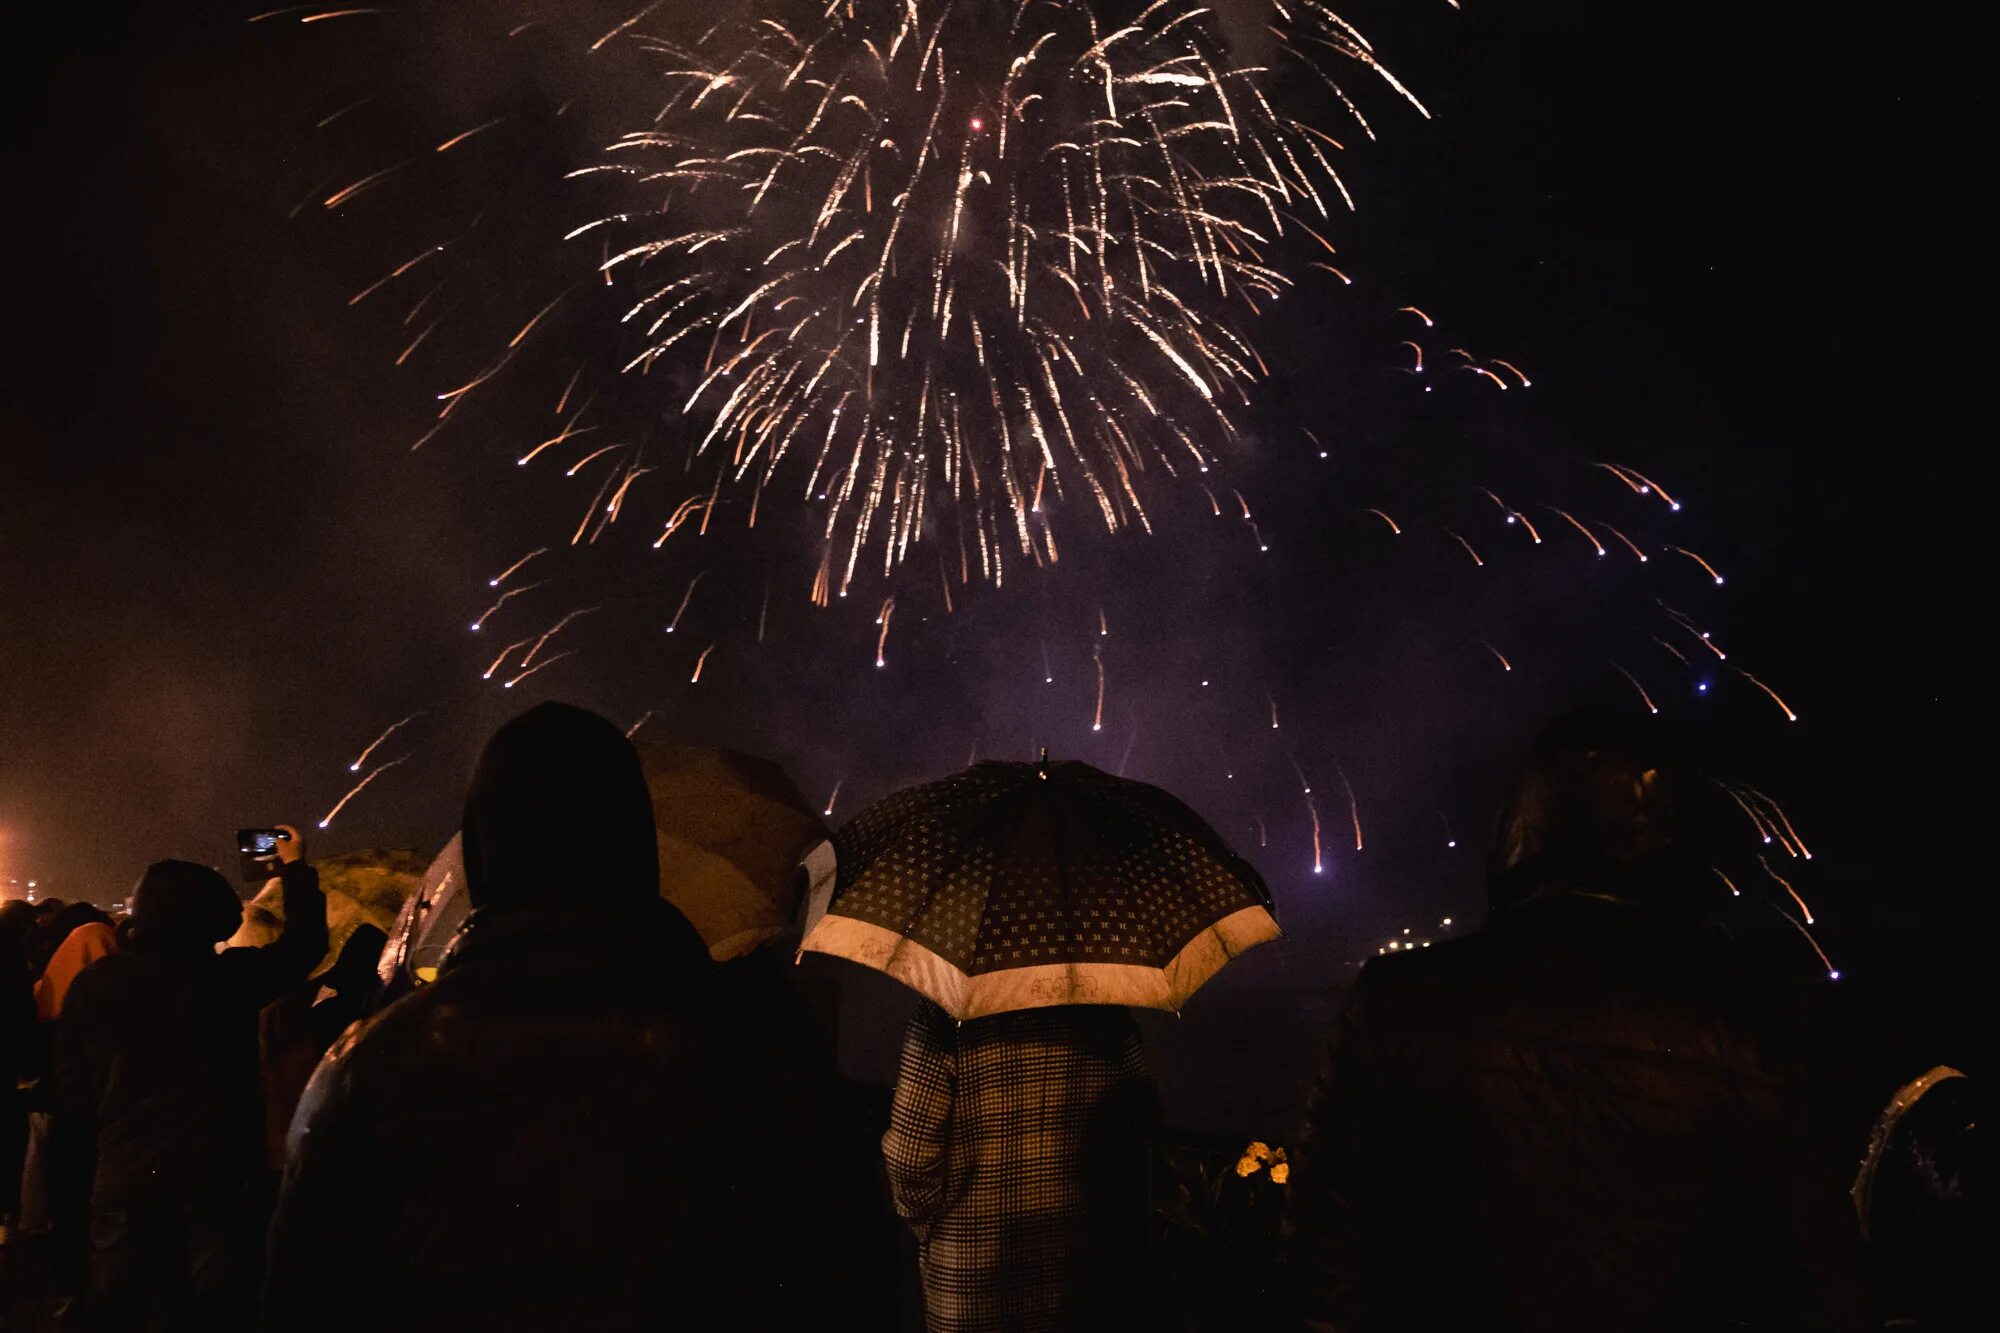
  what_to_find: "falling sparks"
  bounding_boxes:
[689,642,717,683]
[1091,645,1106,733]
[488,547,548,588]
[1436,808,1457,849]
[625,709,657,740]
[1364,508,1402,535]
[370,0,1429,598]
[1598,522,1649,563]
[1665,545,1726,585]
[1307,796,1324,874]
[347,712,422,772]
[316,755,409,829]
[1480,640,1513,673]
[522,606,598,668]
[665,571,706,633]
[823,779,844,819]
[1268,694,1280,731]
[469,580,544,632]
[874,596,895,668]
[481,636,532,680]
[1336,764,1363,851]
[1489,358,1531,387]
[1548,508,1606,557]
[1759,853,1815,924]
[1443,527,1484,567]
[1396,305,1436,327]
[1711,865,1742,897]
[503,649,575,689]
[1733,668,1799,722]
[1610,662,1658,713]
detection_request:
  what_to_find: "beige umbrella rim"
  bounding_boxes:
[799,902,1279,1019]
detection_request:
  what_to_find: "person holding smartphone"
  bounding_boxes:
[56,825,326,1331]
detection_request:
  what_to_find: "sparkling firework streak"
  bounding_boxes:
[664,571,706,633]
[1364,508,1402,534]
[1759,853,1816,924]
[823,779,843,818]
[1665,546,1726,585]
[1336,763,1363,850]
[1480,640,1513,672]
[1436,807,1457,848]
[1598,522,1649,562]
[1268,694,1280,731]
[481,636,532,680]
[1595,461,1648,494]
[316,754,409,829]
[1041,641,1053,684]
[874,596,895,668]
[1617,466,1681,511]
[690,642,717,683]
[1489,357,1531,387]
[1734,667,1800,722]
[1443,527,1484,566]
[1463,365,1509,390]
[1610,662,1658,713]
[1307,795,1324,873]
[1098,609,1109,639]
[522,606,598,667]
[1721,784,1778,846]
[423,0,1431,595]
[1711,865,1742,897]
[347,712,422,772]
[503,649,575,689]
[1649,634,1690,665]
[1396,305,1435,327]
[488,547,548,587]
[1397,341,1424,373]
[1547,507,1605,556]
[1741,785,1814,859]
[469,580,544,632]
[625,709,657,739]
[1091,645,1106,733]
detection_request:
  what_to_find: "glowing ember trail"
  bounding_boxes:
[1480,641,1513,673]
[1666,546,1726,585]
[1091,646,1106,734]
[347,712,422,772]
[1759,853,1816,924]
[665,572,706,633]
[823,780,844,819]
[1610,662,1658,713]
[1734,668,1800,722]
[690,642,716,683]
[1337,764,1364,850]
[503,649,575,690]
[1364,508,1402,535]
[487,547,547,587]
[317,754,409,829]
[481,637,532,681]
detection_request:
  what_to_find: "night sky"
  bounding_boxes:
[2,2,1986,1125]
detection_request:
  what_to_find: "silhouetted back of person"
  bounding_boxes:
[57,844,326,1330]
[263,702,895,1332]
[1287,710,1867,1333]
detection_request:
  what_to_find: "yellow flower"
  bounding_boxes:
[1234,1153,1262,1177]
[1268,1162,1290,1185]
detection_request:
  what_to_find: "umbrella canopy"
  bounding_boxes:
[800,760,1278,1019]
[229,848,423,979]
[636,740,829,961]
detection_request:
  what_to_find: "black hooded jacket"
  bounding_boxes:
[262,703,896,1332]
[1285,714,1868,1332]
[56,860,327,1206]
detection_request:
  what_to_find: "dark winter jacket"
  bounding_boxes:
[263,703,897,1332]
[55,860,327,1207]
[1287,893,1868,1333]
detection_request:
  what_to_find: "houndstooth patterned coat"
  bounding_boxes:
[883,1000,1156,1333]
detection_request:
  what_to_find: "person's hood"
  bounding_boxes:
[461,702,662,910]
[128,860,243,954]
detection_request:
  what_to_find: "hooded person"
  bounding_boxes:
[262,702,898,1332]
[34,903,119,1022]
[55,838,326,1331]
[1285,710,1869,1333]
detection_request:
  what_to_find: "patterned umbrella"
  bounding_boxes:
[800,760,1278,1019]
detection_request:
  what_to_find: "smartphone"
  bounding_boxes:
[236,827,291,882]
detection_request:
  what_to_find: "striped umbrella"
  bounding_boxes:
[801,759,1277,1018]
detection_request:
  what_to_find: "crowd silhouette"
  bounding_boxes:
[1,704,1980,1332]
